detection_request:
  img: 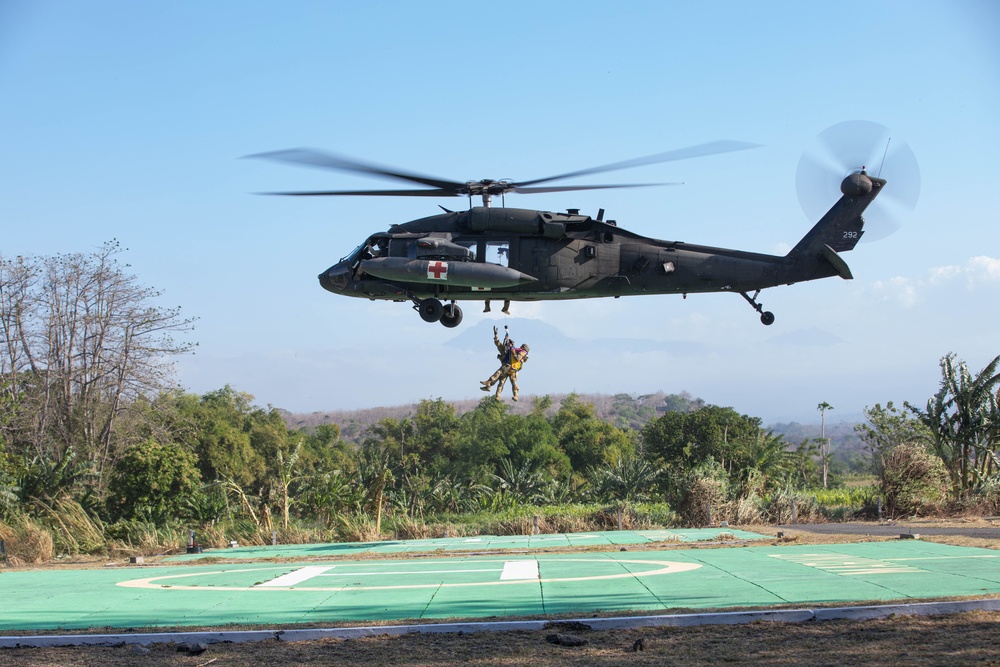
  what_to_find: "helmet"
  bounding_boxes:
[521,343,530,353]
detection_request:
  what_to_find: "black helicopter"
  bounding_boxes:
[250,123,916,328]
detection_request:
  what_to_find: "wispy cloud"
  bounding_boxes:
[868,256,1000,308]
[867,275,920,308]
[929,256,1000,288]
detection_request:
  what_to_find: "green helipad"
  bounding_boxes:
[167,528,763,561]
[2,538,1000,631]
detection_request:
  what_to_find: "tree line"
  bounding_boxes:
[2,243,998,560]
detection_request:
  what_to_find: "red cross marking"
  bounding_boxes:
[427,261,448,280]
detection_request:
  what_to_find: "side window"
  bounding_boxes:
[485,241,509,267]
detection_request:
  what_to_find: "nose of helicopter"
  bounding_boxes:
[318,262,351,293]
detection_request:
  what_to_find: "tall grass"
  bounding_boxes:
[0,515,54,564]
[31,496,105,555]
[0,479,926,564]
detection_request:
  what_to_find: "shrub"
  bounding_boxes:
[878,443,949,518]
[669,462,730,527]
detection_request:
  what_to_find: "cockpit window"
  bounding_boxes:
[341,242,367,263]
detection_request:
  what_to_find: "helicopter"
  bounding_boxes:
[250,123,916,328]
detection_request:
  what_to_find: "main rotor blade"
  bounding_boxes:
[246,148,463,191]
[261,188,460,197]
[512,182,682,194]
[516,140,759,187]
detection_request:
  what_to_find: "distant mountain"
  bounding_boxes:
[284,387,873,446]
[283,389,707,443]
[765,326,846,348]
[447,317,710,355]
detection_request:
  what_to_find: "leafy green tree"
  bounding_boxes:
[503,412,569,478]
[299,423,354,476]
[273,442,302,530]
[427,474,488,514]
[856,402,932,476]
[363,416,414,465]
[16,447,94,507]
[180,387,266,488]
[609,393,645,430]
[788,438,822,487]
[587,453,660,507]
[182,482,229,524]
[642,405,760,474]
[411,398,460,474]
[453,397,513,480]
[0,444,18,518]
[300,469,362,525]
[106,439,200,525]
[357,444,395,534]
[491,458,547,506]
[909,353,1000,497]
[552,394,633,472]
[362,415,427,518]
[732,429,794,495]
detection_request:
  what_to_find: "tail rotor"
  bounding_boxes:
[796,120,920,242]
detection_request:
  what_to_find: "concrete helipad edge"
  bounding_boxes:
[4,598,1000,649]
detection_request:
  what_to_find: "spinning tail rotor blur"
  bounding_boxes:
[796,120,920,242]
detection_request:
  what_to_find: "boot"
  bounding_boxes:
[501,299,510,315]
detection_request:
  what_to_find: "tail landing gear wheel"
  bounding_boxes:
[417,298,444,323]
[440,303,463,328]
[740,290,775,326]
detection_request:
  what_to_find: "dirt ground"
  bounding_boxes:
[3,522,1000,666]
[4,612,1000,667]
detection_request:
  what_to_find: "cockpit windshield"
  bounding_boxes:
[341,242,367,263]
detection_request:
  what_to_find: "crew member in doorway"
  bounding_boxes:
[480,326,529,401]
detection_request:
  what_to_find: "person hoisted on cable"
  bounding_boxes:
[480,325,529,401]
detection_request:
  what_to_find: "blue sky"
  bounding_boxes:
[2,1,998,424]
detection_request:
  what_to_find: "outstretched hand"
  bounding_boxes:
[493,326,498,335]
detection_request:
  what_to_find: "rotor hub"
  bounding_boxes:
[841,170,873,197]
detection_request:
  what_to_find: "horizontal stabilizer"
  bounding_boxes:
[821,244,854,280]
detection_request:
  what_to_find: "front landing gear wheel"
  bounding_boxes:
[440,303,463,328]
[760,311,775,326]
[417,298,444,323]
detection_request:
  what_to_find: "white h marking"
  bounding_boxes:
[256,566,333,587]
[255,560,539,587]
[500,560,539,581]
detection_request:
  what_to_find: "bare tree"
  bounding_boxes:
[0,241,196,487]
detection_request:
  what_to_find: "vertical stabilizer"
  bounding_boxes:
[788,171,885,258]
